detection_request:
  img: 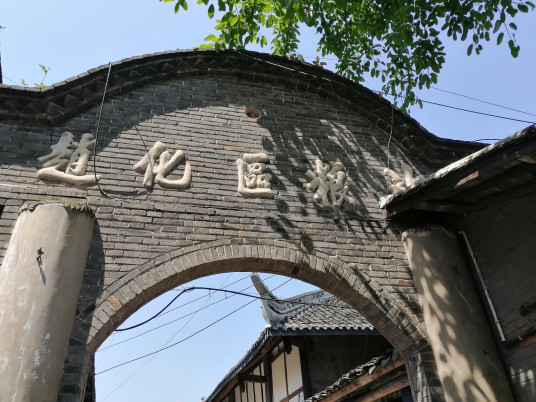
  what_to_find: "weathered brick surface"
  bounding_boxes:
[0,50,480,401]
[462,192,536,402]
[405,345,445,402]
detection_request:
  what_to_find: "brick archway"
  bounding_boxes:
[81,238,426,352]
[64,238,429,400]
[1,49,481,401]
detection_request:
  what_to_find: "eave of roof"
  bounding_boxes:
[306,349,403,402]
[0,49,482,168]
[205,327,273,402]
[205,293,377,402]
[205,326,377,402]
[381,124,536,218]
[273,295,375,332]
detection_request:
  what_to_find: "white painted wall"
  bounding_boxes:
[286,347,304,402]
[271,345,303,402]
[234,385,241,402]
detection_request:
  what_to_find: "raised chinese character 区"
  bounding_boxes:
[236,153,272,197]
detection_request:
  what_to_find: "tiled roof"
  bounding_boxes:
[306,349,401,402]
[205,283,376,402]
[272,294,375,332]
[380,124,536,209]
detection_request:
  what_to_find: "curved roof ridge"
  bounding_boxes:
[251,273,333,325]
[0,49,482,168]
[276,295,374,332]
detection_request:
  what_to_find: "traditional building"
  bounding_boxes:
[382,125,536,402]
[0,49,533,401]
[206,274,409,402]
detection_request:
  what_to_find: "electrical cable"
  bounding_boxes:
[374,90,536,125]
[92,63,113,198]
[100,273,235,400]
[4,56,533,125]
[114,287,194,331]
[160,273,276,318]
[419,99,535,125]
[95,331,118,367]
[114,283,350,332]
[430,86,536,118]
[238,49,534,127]
[102,273,277,349]
[29,51,523,221]
[90,65,158,202]
[1,74,20,86]
[96,278,294,375]
[385,104,394,193]
[97,298,256,375]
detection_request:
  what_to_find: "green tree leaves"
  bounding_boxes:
[162,0,534,109]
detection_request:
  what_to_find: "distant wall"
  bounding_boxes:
[303,334,392,395]
[462,190,536,401]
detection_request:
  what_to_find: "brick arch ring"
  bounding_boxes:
[74,238,428,358]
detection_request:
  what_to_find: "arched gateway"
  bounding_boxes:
[0,50,517,401]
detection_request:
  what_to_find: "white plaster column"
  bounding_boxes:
[0,199,94,401]
[402,226,513,402]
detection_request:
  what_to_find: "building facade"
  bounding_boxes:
[206,274,397,402]
[0,49,533,401]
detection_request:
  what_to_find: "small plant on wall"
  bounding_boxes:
[18,64,50,88]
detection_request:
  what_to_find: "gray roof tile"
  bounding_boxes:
[272,294,374,332]
[306,349,401,402]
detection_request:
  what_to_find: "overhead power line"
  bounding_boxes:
[96,278,296,375]
[101,274,279,349]
[114,287,195,332]
[97,297,256,375]
[421,99,536,125]
[101,273,235,400]
[430,86,536,118]
[1,74,20,85]
[161,272,274,318]
[115,283,351,332]
[374,90,536,125]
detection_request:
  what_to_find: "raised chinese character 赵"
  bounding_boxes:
[133,141,192,189]
[37,132,100,185]
[305,159,354,208]
[236,153,272,197]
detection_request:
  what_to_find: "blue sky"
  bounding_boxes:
[2,1,535,142]
[1,1,535,401]
[94,272,314,402]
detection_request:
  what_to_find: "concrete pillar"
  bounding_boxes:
[402,226,513,402]
[0,199,94,401]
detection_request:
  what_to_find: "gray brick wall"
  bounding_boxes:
[0,51,477,400]
[0,75,426,317]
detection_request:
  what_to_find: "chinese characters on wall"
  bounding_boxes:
[305,160,355,208]
[37,131,417,206]
[236,153,272,198]
[37,132,100,185]
[383,162,420,194]
[133,141,191,189]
